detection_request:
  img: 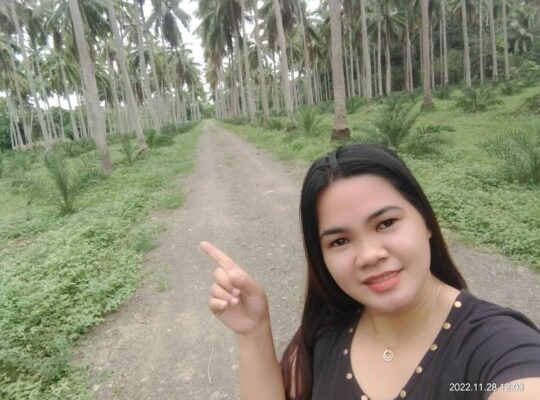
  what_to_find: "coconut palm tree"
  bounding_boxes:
[272,0,294,119]
[329,0,350,140]
[421,0,433,107]
[360,0,372,99]
[106,0,148,150]
[488,0,498,80]
[6,0,51,148]
[252,0,270,122]
[502,0,510,79]
[68,0,112,175]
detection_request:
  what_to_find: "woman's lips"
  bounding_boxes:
[363,270,401,292]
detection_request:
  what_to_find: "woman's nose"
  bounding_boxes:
[354,237,388,269]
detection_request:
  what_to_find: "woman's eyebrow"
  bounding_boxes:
[366,205,403,223]
[319,206,403,239]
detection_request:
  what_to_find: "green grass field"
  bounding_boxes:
[220,86,540,270]
[0,125,201,399]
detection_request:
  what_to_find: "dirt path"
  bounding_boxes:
[77,122,540,400]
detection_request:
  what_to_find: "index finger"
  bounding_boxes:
[199,241,238,272]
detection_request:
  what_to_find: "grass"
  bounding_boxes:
[0,123,201,399]
[218,86,540,270]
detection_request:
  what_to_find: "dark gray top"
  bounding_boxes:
[312,290,540,400]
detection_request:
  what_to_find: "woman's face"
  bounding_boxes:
[317,174,433,314]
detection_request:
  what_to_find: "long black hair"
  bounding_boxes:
[280,144,467,399]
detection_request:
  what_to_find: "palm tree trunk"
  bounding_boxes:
[8,0,50,149]
[406,16,414,91]
[348,22,356,98]
[360,0,372,100]
[107,0,147,149]
[298,5,314,106]
[272,0,294,119]
[385,33,392,94]
[253,2,270,121]
[488,0,498,81]
[442,0,449,85]
[430,18,435,89]
[329,0,350,141]
[377,13,383,96]
[135,0,159,130]
[461,0,472,87]
[502,0,510,79]
[421,0,433,107]
[239,0,256,122]
[68,0,112,174]
[479,0,484,84]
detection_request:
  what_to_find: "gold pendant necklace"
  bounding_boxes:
[369,284,442,362]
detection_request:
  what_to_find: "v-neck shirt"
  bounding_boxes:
[311,290,540,400]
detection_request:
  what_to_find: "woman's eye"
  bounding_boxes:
[377,218,397,231]
[330,238,349,247]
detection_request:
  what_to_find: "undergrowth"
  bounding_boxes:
[0,124,201,398]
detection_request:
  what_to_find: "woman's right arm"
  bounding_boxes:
[200,241,286,400]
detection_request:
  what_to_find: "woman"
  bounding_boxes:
[201,144,540,399]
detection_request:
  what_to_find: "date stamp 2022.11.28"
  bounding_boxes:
[449,382,525,393]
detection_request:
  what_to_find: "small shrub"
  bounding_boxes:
[499,80,523,96]
[5,150,36,175]
[119,135,145,166]
[266,117,284,131]
[144,129,174,148]
[361,101,420,151]
[295,108,324,136]
[481,128,540,184]
[519,93,540,115]
[455,86,501,112]
[57,138,96,157]
[11,153,106,214]
[316,101,334,114]
[222,116,249,125]
[403,124,454,155]
[346,97,364,114]
[515,61,540,86]
[434,86,453,99]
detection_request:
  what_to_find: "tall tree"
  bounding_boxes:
[239,0,256,123]
[106,0,147,150]
[360,0,372,99]
[329,0,349,140]
[421,0,433,107]
[253,0,270,122]
[460,0,472,87]
[502,0,510,79]
[68,0,112,175]
[7,0,51,148]
[488,0,498,80]
[272,0,294,119]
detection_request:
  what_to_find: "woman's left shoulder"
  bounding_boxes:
[451,291,540,388]
[457,290,540,336]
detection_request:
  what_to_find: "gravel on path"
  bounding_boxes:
[77,122,540,400]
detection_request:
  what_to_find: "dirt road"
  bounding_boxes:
[77,122,540,399]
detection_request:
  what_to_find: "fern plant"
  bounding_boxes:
[295,108,324,136]
[57,138,96,157]
[144,129,174,148]
[361,102,420,151]
[456,86,501,112]
[11,153,106,214]
[119,135,145,166]
[5,150,36,175]
[403,124,454,155]
[481,128,540,184]
[346,97,364,114]
[266,117,284,131]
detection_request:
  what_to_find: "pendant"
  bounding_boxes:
[382,348,394,362]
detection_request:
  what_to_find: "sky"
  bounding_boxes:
[149,0,321,71]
